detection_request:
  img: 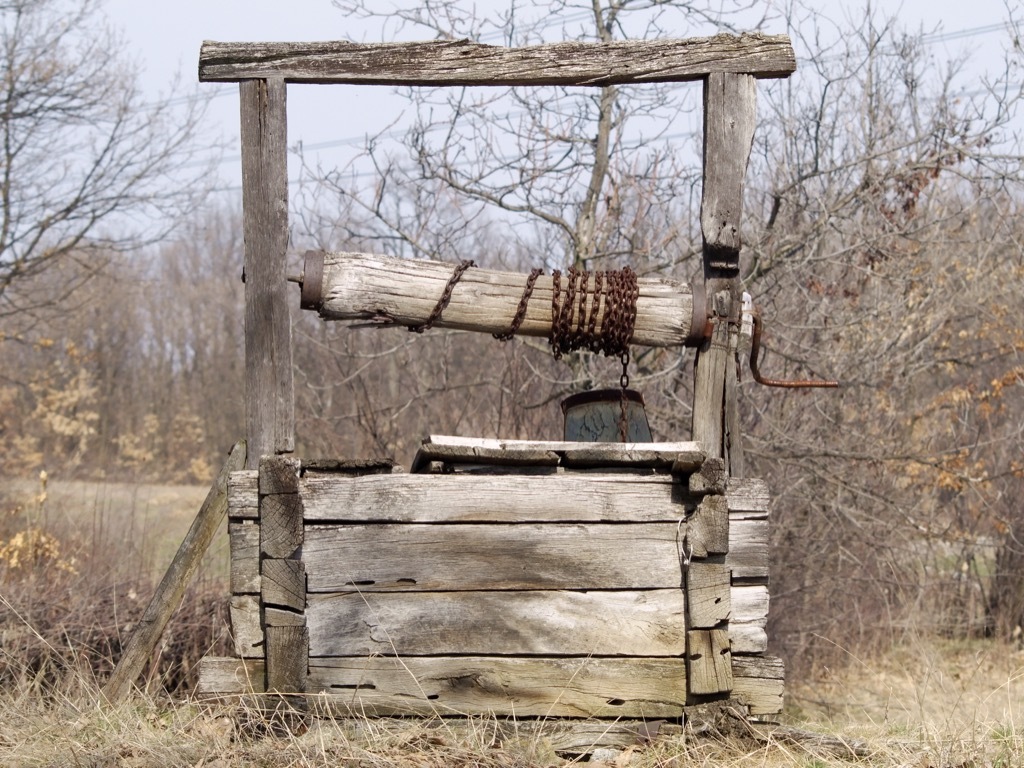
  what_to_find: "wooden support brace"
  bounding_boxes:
[102,440,247,704]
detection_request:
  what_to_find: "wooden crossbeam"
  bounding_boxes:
[200,34,795,86]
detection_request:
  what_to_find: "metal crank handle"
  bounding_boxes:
[749,307,840,389]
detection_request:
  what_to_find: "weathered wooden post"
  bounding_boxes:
[685,70,757,699]
[240,77,294,470]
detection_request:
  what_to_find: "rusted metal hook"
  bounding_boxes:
[749,307,839,389]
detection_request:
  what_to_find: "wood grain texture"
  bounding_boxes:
[687,629,733,695]
[301,472,686,523]
[260,493,303,559]
[197,657,266,697]
[301,522,766,591]
[306,656,688,718]
[266,625,308,693]
[689,494,729,557]
[690,456,727,495]
[262,558,306,612]
[306,590,687,657]
[200,35,796,85]
[691,294,732,460]
[227,470,259,519]
[700,72,757,261]
[725,478,769,517]
[229,522,260,594]
[241,78,293,466]
[311,252,699,348]
[732,655,784,715]
[260,455,301,495]
[413,435,705,471]
[198,655,783,717]
[686,562,732,628]
[229,595,263,658]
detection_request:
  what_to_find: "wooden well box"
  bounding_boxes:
[199,435,782,720]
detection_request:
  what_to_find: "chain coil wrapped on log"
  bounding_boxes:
[298,250,707,348]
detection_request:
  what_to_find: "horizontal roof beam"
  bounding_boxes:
[199,34,795,86]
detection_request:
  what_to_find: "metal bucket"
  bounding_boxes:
[561,389,652,443]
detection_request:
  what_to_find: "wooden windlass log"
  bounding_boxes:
[298,250,707,348]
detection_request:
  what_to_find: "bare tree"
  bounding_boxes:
[0,0,212,323]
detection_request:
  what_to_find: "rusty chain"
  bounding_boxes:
[408,259,476,334]
[493,267,543,341]
[549,265,638,361]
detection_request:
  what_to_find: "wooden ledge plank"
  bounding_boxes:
[307,590,687,657]
[307,656,688,718]
[200,35,796,85]
[302,522,767,591]
[413,435,704,472]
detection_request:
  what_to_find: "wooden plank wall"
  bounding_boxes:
[210,442,782,718]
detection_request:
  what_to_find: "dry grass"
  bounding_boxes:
[1,477,1022,766]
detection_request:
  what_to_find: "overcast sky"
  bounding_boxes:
[103,0,1022,197]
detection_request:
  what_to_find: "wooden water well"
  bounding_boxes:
[200,438,782,721]
[195,32,799,740]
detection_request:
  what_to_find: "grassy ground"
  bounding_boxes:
[1,478,1022,766]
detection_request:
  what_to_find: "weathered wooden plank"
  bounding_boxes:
[266,625,308,693]
[302,472,685,523]
[691,293,732,461]
[302,522,766,591]
[260,493,303,559]
[200,35,796,85]
[689,456,727,494]
[301,457,397,474]
[687,629,733,696]
[726,478,769,517]
[701,72,757,263]
[307,656,688,718]
[260,455,301,495]
[689,495,729,557]
[306,590,686,657]
[262,558,306,612]
[197,656,266,697]
[302,470,766,524]
[686,562,732,628]
[241,77,293,466]
[229,595,263,658]
[727,519,769,582]
[414,435,705,471]
[730,585,769,654]
[229,522,260,594]
[732,655,784,715]
[724,329,745,476]
[227,470,259,520]
[265,607,306,627]
[199,655,783,718]
[308,252,701,348]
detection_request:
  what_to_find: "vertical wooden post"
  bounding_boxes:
[259,456,307,705]
[687,71,755,702]
[240,77,294,470]
[692,71,755,472]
